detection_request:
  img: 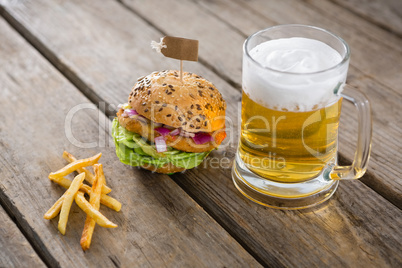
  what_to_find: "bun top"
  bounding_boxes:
[128,70,226,133]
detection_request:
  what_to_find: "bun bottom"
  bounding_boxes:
[140,162,186,174]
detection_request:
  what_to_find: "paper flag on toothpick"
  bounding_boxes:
[151,36,199,62]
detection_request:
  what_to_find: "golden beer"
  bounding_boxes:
[239,92,342,183]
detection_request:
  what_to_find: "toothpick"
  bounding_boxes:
[180,60,183,82]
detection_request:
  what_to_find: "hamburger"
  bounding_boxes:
[112,70,227,174]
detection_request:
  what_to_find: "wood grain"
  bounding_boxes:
[0,206,45,268]
[1,0,401,267]
[329,0,402,37]
[0,16,259,267]
[118,0,402,206]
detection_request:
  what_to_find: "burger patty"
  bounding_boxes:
[117,109,226,153]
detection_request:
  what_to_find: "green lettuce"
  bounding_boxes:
[111,118,210,171]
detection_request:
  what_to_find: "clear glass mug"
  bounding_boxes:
[232,25,372,209]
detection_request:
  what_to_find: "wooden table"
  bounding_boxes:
[0,0,401,267]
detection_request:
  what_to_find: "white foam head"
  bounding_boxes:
[243,37,348,111]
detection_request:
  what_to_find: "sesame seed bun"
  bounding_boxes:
[128,70,226,133]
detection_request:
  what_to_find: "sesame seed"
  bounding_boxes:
[196,126,200,129]
[204,121,207,126]
[182,122,187,125]
[188,111,193,115]
[196,118,200,122]
[162,103,167,107]
[144,108,148,112]
[209,87,214,90]
[167,114,172,117]
[168,85,173,88]
[159,108,163,112]
[175,105,178,110]
[142,102,146,106]
[178,116,183,121]
[190,124,194,128]
[210,94,213,98]
[191,104,194,109]
[148,90,151,95]
[155,100,159,104]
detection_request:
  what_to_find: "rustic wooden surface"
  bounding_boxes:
[329,0,402,37]
[0,15,258,268]
[0,0,401,267]
[121,0,402,208]
[0,206,45,267]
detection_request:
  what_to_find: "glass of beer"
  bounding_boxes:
[232,25,372,209]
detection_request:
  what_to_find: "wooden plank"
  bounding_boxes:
[173,172,402,267]
[1,0,401,267]
[122,0,402,93]
[0,16,260,267]
[0,206,46,268]
[329,0,402,37]
[195,0,402,207]
[116,0,402,206]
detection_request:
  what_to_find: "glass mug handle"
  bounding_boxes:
[328,84,372,180]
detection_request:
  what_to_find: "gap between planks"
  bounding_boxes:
[0,190,59,268]
[0,7,265,267]
[1,0,400,213]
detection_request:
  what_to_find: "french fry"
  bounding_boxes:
[99,193,122,212]
[44,193,65,220]
[62,151,111,194]
[58,173,86,235]
[49,153,101,179]
[45,151,121,249]
[80,164,104,251]
[75,192,117,228]
[49,176,121,211]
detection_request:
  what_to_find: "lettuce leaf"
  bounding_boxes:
[112,118,210,171]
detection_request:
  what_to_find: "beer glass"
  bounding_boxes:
[232,25,372,209]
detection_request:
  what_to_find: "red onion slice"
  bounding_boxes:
[192,132,214,145]
[180,130,195,138]
[155,127,171,137]
[169,128,180,136]
[154,136,167,152]
[124,109,138,117]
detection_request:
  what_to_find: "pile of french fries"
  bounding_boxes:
[44,151,122,251]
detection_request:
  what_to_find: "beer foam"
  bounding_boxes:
[244,37,348,111]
